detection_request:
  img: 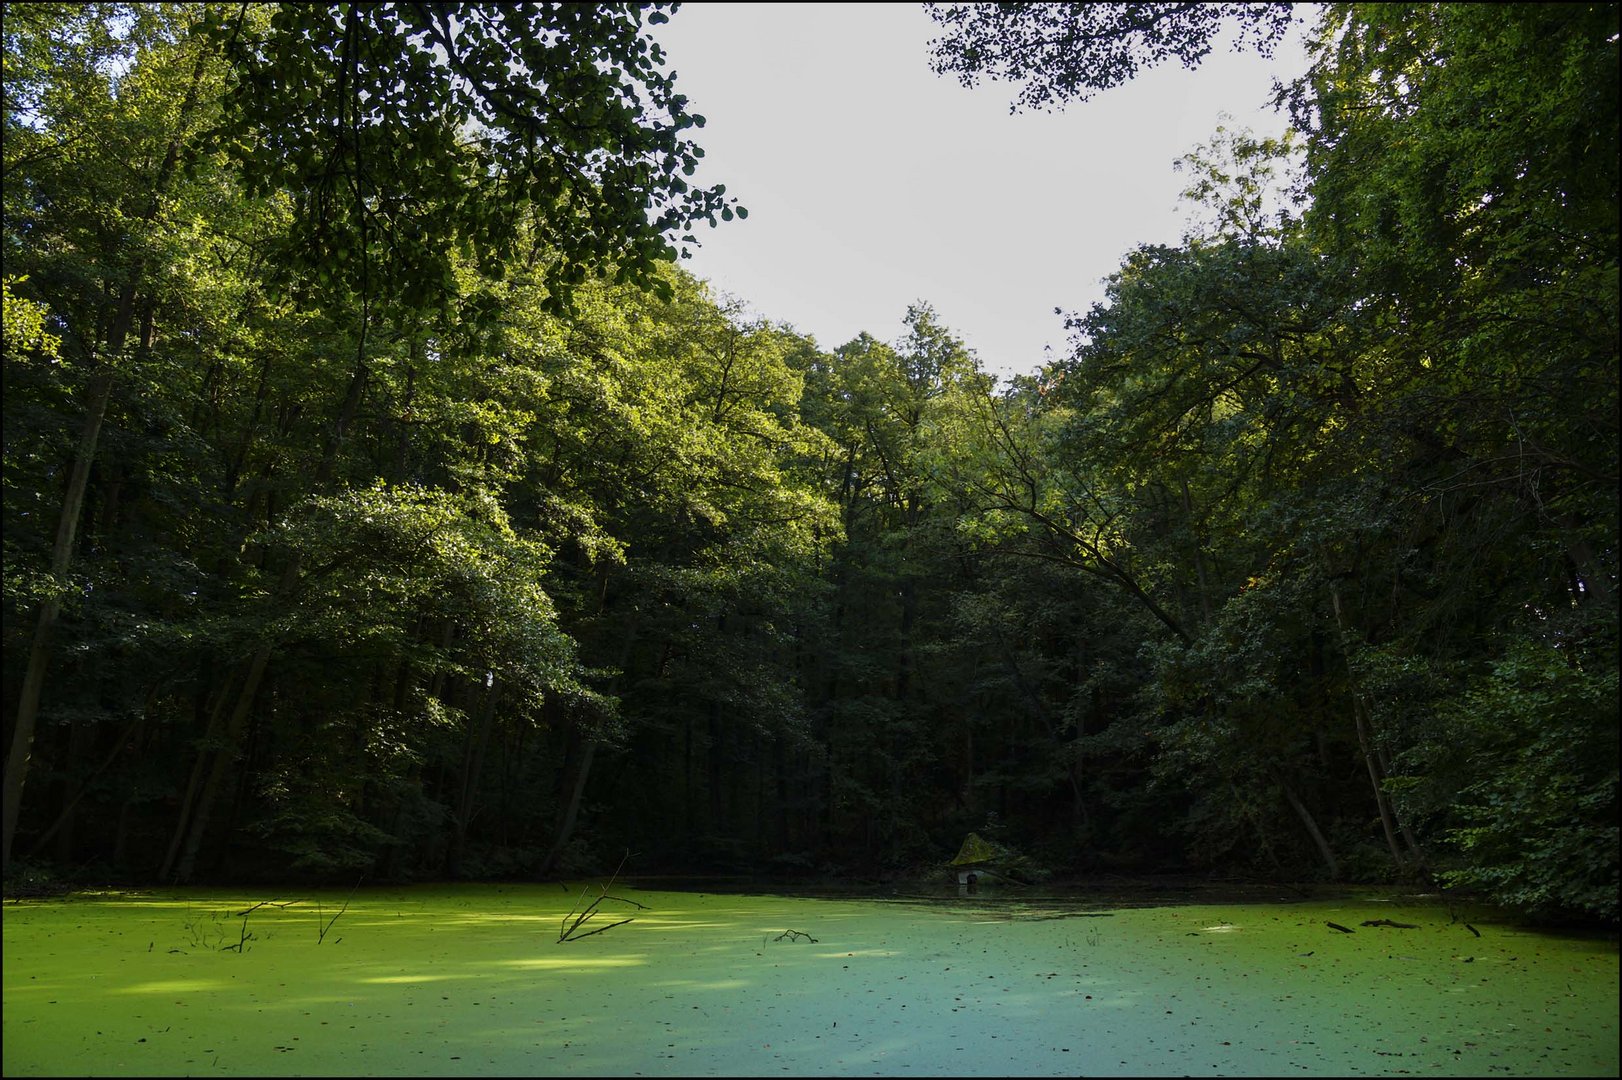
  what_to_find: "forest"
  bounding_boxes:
[2,3,1616,924]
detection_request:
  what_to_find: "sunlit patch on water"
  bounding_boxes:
[495,956,648,970]
[113,978,229,994]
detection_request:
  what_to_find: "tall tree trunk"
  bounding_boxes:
[992,627,1087,828]
[4,371,115,872]
[159,671,237,879]
[537,623,635,878]
[538,729,596,878]
[708,704,725,837]
[1324,571,1409,868]
[448,681,499,877]
[25,684,156,860]
[168,648,272,883]
[773,737,791,853]
[683,709,695,837]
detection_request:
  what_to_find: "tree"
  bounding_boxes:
[1293,1,1618,911]
[926,1,1616,901]
[5,1,1615,912]
[3,1,743,875]
[204,3,740,313]
[1389,640,1618,921]
[4,3,225,872]
[783,306,1008,866]
[924,2,1294,111]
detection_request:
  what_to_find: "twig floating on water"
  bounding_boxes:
[234,899,303,917]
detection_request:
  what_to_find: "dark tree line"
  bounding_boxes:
[4,3,1616,922]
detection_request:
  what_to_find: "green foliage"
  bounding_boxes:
[199,3,740,312]
[1,278,61,361]
[929,1,1618,902]
[925,2,1295,110]
[1394,639,1619,921]
[245,782,397,876]
[3,2,1615,918]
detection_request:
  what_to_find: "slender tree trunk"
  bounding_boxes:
[993,628,1087,828]
[537,622,635,877]
[1181,478,1213,628]
[774,737,791,852]
[962,724,975,814]
[1324,571,1408,867]
[170,648,272,883]
[25,684,155,860]
[160,672,237,879]
[1276,771,1340,879]
[538,729,596,878]
[3,373,115,872]
[1227,779,1284,874]
[683,709,695,836]
[448,681,499,877]
[708,704,725,836]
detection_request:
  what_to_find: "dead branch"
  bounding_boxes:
[561,917,635,941]
[318,876,362,944]
[773,929,818,943]
[558,852,643,943]
[233,898,303,917]
[598,893,649,910]
[221,915,255,953]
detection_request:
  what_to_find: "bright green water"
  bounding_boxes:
[3,885,1615,1076]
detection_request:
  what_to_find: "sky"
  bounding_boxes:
[648,2,1317,380]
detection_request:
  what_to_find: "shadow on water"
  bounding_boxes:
[624,873,1458,909]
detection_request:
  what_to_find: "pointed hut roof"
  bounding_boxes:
[950,832,1005,867]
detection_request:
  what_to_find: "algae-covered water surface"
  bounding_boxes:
[3,884,1616,1076]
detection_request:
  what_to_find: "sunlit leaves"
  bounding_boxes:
[198,3,741,316]
[0,278,60,361]
[268,481,577,692]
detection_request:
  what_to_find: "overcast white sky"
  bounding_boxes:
[649,2,1316,380]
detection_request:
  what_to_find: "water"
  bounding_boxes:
[4,884,1616,1075]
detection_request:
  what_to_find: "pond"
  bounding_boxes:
[3,883,1616,1076]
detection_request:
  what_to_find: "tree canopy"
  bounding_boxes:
[4,2,1616,923]
[924,2,1295,110]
